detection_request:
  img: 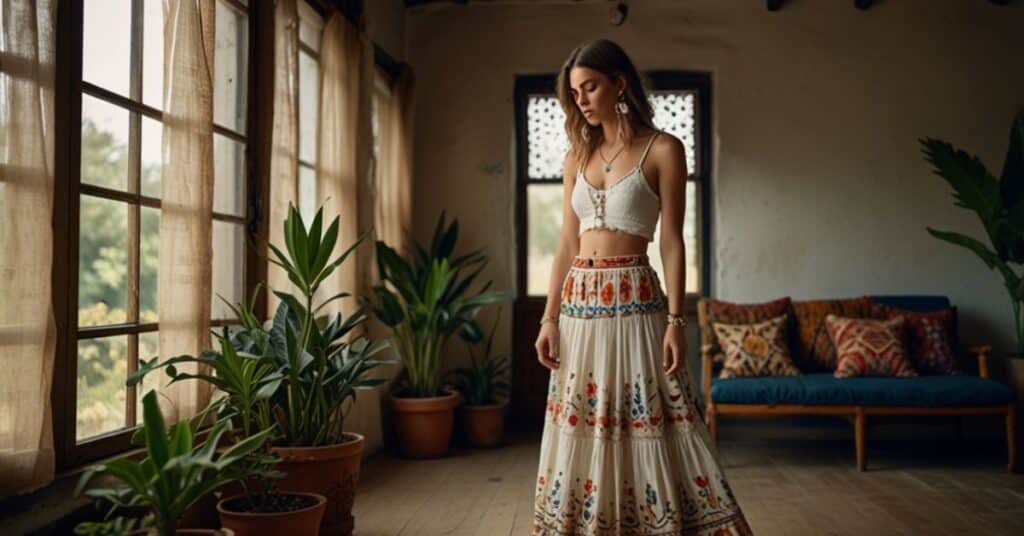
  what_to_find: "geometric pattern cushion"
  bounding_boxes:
[713,313,801,379]
[697,297,792,364]
[870,302,960,375]
[826,314,918,378]
[790,296,875,372]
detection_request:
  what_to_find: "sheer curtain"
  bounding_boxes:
[267,0,299,314]
[369,62,416,412]
[375,62,415,262]
[157,0,216,422]
[0,0,57,497]
[316,10,382,453]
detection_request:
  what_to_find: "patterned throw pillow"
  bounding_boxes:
[870,302,960,375]
[825,314,917,378]
[697,297,792,364]
[713,314,801,379]
[790,296,875,372]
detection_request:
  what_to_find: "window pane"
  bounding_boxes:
[77,335,128,440]
[298,0,323,52]
[214,0,249,134]
[298,165,316,224]
[141,116,162,198]
[648,180,700,293]
[298,50,319,164]
[83,0,130,97]
[142,0,164,109]
[212,221,244,319]
[135,332,161,422]
[81,96,129,191]
[79,196,129,327]
[527,184,564,296]
[214,133,245,217]
[651,91,698,176]
[526,96,568,179]
[140,206,159,322]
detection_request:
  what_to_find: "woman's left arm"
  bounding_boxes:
[656,134,689,375]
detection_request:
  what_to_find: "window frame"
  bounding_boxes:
[50,0,260,470]
[512,70,713,313]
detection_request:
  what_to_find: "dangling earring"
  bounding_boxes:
[616,92,629,115]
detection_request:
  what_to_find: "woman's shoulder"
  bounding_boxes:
[648,129,686,161]
[563,149,582,181]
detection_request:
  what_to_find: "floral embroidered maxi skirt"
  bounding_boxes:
[533,254,753,536]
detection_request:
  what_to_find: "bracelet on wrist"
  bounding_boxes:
[540,314,559,326]
[666,313,687,327]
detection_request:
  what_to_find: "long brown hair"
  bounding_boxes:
[557,39,656,171]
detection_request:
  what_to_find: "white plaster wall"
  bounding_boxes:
[402,0,1024,387]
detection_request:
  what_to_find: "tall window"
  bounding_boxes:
[296,1,323,222]
[71,0,249,460]
[516,72,711,307]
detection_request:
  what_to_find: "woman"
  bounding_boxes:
[532,40,753,536]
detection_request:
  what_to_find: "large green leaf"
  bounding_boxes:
[920,137,1000,229]
[1000,111,1024,207]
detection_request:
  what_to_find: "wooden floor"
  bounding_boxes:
[350,428,1024,536]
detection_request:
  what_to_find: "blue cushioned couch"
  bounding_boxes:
[699,294,1017,471]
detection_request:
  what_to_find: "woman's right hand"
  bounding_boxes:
[535,322,560,371]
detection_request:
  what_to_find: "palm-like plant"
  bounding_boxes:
[129,204,395,447]
[366,211,513,398]
[446,308,511,406]
[75,390,276,536]
[921,111,1024,353]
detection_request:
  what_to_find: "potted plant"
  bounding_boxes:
[921,110,1024,470]
[446,308,511,447]
[366,211,512,458]
[213,440,326,536]
[74,390,276,536]
[129,204,395,534]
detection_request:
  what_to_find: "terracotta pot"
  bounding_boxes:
[270,433,365,536]
[216,492,326,536]
[459,398,509,447]
[390,387,462,458]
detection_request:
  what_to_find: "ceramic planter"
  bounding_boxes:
[459,398,509,447]
[390,387,462,458]
[216,492,326,536]
[270,433,365,536]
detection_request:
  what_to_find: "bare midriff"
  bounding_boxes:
[578,228,650,257]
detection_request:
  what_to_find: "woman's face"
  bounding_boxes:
[569,66,622,125]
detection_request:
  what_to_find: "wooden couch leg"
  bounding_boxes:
[855,407,866,472]
[1008,403,1017,473]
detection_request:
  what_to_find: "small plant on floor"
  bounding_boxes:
[74,390,276,536]
[445,308,511,406]
[921,111,1024,353]
[366,210,513,398]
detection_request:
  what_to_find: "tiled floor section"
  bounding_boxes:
[350,428,1023,536]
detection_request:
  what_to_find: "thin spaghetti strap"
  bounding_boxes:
[638,130,660,167]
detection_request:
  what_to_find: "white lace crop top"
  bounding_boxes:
[571,130,662,241]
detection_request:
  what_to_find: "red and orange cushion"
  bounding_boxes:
[870,302,960,375]
[712,314,801,379]
[697,297,792,364]
[825,314,917,378]
[790,296,875,372]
